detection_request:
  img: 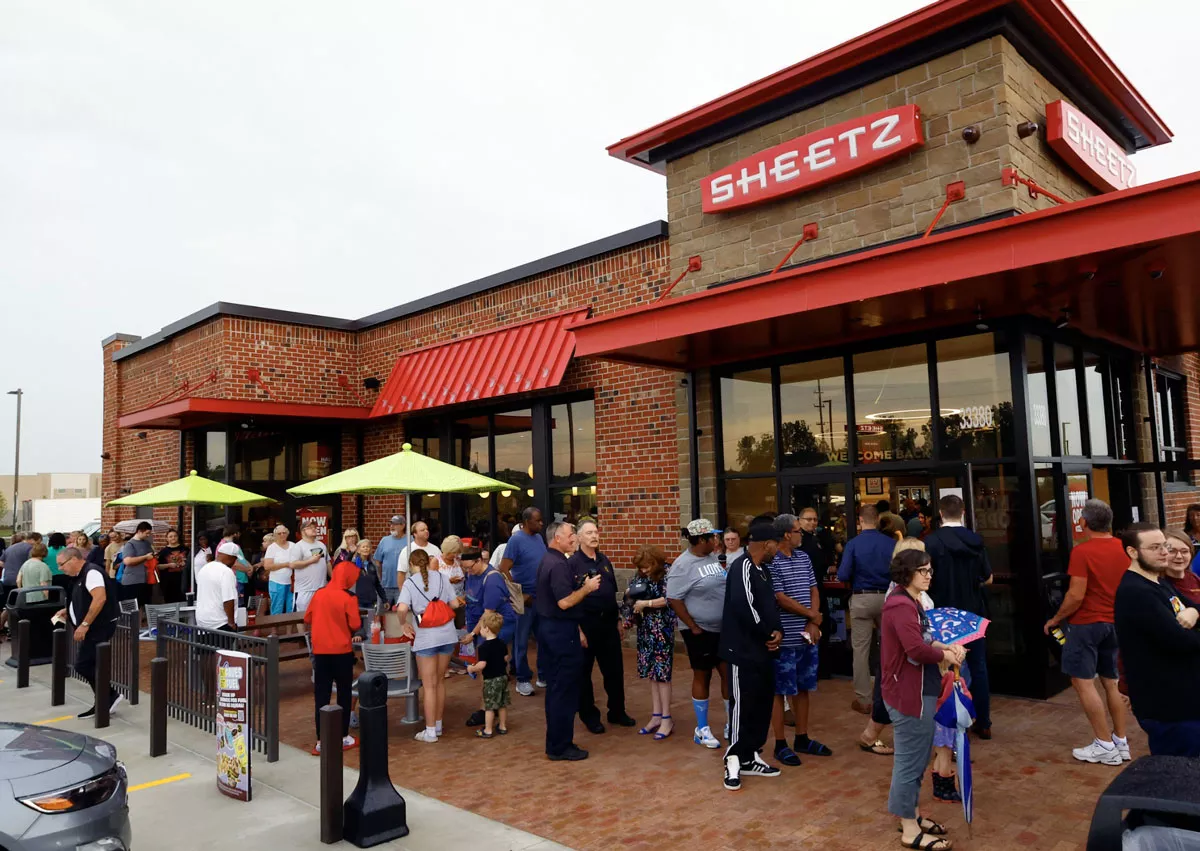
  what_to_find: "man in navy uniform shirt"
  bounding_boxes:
[535,521,601,761]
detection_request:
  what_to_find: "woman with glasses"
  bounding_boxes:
[881,548,965,851]
[1164,530,1200,609]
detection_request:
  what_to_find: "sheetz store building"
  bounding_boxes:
[103,0,1200,699]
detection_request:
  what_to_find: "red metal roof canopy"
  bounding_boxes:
[571,173,1200,370]
[370,310,588,417]
[119,398,372,431]
[609,0,1171,170]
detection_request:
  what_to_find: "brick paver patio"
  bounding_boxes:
[272,647,1136,851]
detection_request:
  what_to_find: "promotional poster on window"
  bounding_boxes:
[216,649,252,802]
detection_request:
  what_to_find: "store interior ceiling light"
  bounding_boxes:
[864,409,962,421]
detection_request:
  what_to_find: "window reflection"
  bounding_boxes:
[972,465,1021,655]
[1035,465,1061,570]
[1083,352,1110,457]
[551,400,596,485]
[1055,345,1082,456]
[853,345,933,463]
[204,431,226,481]
[937,335,1015,460]
[779,359,846,467]
[723,478,778,538]
[299,441,335,481]
[549,487,598,527]
[234,432,286,481]
[493,409,534,494]
[721,370,776,474]
[1026,337,1052,457]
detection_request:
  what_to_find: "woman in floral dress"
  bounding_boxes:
[623,544,677,740]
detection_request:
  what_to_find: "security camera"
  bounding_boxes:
[1149,263,1166,280]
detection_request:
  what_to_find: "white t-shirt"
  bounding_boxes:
[437,557,464,585]
[489,543,506,568]
[193,548,211,573]
[397,569,458,652]
[264,542,295,585]
[292,539,329,593]
[70,571,106,625]
[196,562,238,630]
[399,542,441,576]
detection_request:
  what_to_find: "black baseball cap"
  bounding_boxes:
[747,520,783,543]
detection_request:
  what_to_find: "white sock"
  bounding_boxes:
[1112,734,1127,746]
[425,726,437,739]
[1094,738,1115,749]
[435,721,443,735]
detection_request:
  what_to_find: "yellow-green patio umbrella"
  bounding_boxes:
[286,442,517,541]
[108,471,275,595]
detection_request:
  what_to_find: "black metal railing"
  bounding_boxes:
[155,618,280,762]
[66,611,140,705]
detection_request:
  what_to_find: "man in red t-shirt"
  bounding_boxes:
[1044,498,1129,766]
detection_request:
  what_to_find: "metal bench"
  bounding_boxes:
[360,643,422,725]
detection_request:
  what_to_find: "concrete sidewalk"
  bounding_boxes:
[0,663,569,851]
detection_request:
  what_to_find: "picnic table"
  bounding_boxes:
[241,612,311,661]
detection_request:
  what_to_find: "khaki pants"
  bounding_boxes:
[849,592,885,703]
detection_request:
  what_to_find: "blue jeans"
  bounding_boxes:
[1139,718,1200,758]
[964,636,990,729]
[886,695,937,819]
[511,606,539,683]
[269,582,293,615]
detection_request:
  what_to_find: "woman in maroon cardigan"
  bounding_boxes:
[881,549,966,851]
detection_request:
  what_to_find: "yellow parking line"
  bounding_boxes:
[128,773,191,793]
[33,715,75,725]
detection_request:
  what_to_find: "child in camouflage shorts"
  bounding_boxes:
[468,611,510,738]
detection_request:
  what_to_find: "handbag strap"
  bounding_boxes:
[409,569,443,607]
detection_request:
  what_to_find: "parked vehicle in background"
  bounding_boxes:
[0,722,131,851]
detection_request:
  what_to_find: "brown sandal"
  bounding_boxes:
[859,738,894,755]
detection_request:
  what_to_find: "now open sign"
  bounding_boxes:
[701,105,924,214]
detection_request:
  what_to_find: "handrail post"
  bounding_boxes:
[95,641,112,729]
[150,657,168,756]
[128,612,140,705]
[51,627,67,705]
[16,619,30,688]
[265,634,280,763]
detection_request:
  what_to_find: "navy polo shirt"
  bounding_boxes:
[535,549,581,621]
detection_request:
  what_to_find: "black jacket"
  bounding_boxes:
[719,552,783,670]
[925,526,992,615]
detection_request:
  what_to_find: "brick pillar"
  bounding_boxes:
[101,334,140,529]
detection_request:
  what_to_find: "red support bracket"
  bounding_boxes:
[1001,167,1068,206]
[923,181,966,239]
[246,368,271,397]
[655,255,703,303]
[770,223,820,274]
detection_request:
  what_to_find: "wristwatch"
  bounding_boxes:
[81,621,90,628]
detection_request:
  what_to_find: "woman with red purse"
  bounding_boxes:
[396,549,462,743]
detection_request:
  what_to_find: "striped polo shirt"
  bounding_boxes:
[768,547,817,648]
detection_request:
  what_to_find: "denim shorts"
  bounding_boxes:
[773,643,819,696]
[1061,621,1119,680]
[414,642,456,658]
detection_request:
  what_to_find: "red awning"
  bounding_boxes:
[118,398,372,430]
[571,171,1200,370]
[370,310,588,417]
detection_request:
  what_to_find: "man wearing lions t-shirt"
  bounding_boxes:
[292,519,330,614]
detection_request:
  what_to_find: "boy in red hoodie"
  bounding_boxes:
[305,560,363,753]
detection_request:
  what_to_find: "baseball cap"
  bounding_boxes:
[301,517,318,528]
[389,515,406,525]
[217,541,241,557]
[686,519,716,536]
[747,520,783,543]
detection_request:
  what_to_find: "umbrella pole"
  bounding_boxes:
[405,493,411,558]
[190,504,196,598]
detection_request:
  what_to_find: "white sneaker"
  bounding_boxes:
[413,730,439,743]
[109,694,125,714]
[341,735,356,748]
[1114,739,1132,761]
[723,755,741,791]
[694,726,721,749]
[535,679,547,689]
[516,681,535,697]
[1072,740,1122,765]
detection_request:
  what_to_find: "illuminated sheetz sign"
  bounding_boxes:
[702,105,924,214]
[1045,100,1136,193]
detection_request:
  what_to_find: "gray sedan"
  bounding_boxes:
[0,722,131,851]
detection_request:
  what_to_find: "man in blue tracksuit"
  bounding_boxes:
[719,519,785,791]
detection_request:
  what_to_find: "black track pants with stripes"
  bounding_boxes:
[723,661,775,765]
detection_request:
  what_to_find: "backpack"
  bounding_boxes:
[410,572,456,628]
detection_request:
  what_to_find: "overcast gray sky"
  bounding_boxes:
[1,0,1195,476]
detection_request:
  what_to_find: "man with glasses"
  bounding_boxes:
[766,514,830,767]
[1043,498,1130,765]
[55,547,123,718]
[1114,523,1200,757]
[797,507,835,680]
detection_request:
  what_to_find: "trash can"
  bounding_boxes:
[1086,755,1200,851]
[4,585,66,667]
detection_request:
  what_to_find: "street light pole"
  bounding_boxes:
[7,389,21,532]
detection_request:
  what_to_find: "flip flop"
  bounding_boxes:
[859,739,894,755]
[475,729,495,739]
[497,727,508,735]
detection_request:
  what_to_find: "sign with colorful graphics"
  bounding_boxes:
[702,105,924,213]
[1046,100,1136,193]
[216,649,252,801]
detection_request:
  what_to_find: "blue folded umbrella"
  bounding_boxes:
[934,675,977,835]
[927,607,989,646]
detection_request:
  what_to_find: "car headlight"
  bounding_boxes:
[19,766,122,814]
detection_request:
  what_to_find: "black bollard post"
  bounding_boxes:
[50,628,67,706]
[16,619,30,688]
[320,705,344,844]
[150,657,168,757]
[343,672,408,847]
[95,642,111,730]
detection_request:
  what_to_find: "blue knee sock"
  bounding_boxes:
[692,698,709,730]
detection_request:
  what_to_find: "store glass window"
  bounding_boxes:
[1112,363,1135,460]
[234,432,287,481]
[203,431,226,481]
[853,345,933,463]
[1156,372,1189,483]
[1035,464,1061,573]
[779,359,847,467]
[1083,352,1111,458]
[493,409,534,494]
[549,487,598,527]
[936,334,1015,460]
[1055,345,1083,456]
[1026,337,1052,457]
[452,416,490,473]
[721,370,775,474]
[299,441,335,481]
[551,400,596,486]
[972,465,1021,656]
[723,478,778,538]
